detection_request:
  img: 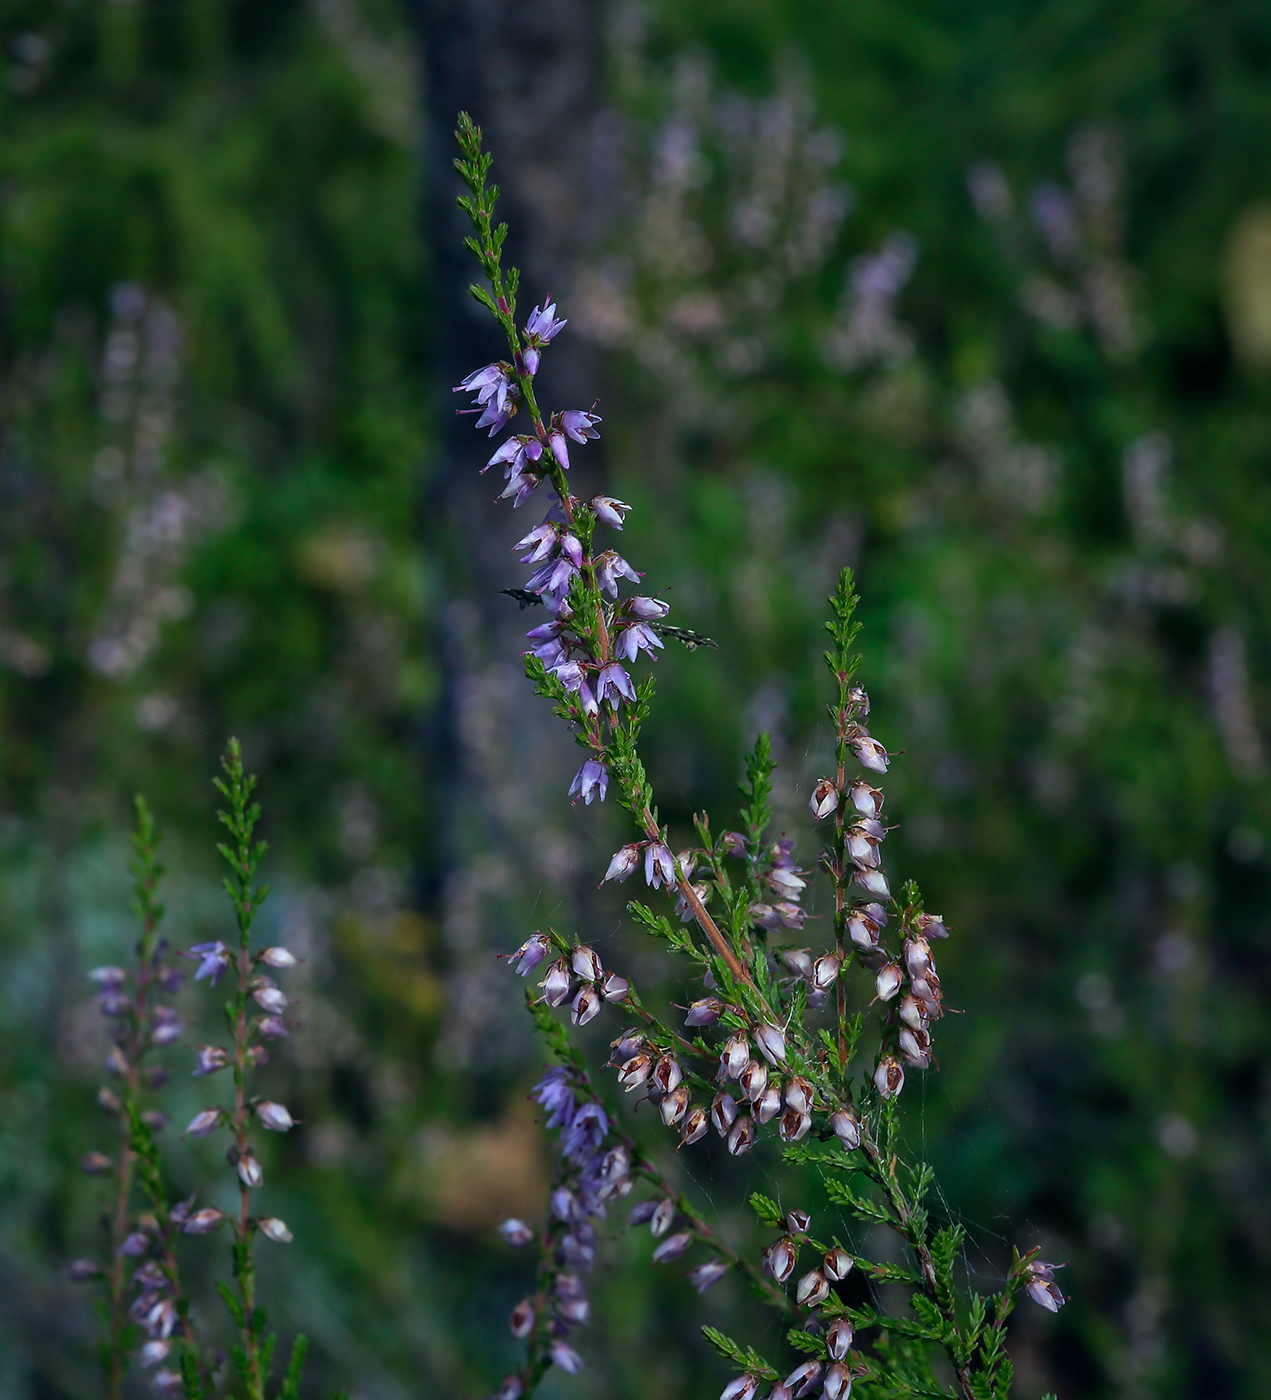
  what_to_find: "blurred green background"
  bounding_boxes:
[1,1,1270,1397]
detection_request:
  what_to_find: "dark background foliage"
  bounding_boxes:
[1,1,1269,1398]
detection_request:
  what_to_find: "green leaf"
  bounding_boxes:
[700,1326,778,1381]
[786,1328,828,1359]
[281,1334,308,1400]
[749,1192,784,1227]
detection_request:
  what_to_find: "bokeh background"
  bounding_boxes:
[2,1,1270,1397]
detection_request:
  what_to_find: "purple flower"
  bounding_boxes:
[498,1218,534,1247]
[184,1108,222,1138]
[474,400,512,436]
[150,1006,182,1047]
[568,760,608,806]
[590,495,631,529]
[548,430,571,470]
[551,659,585,691]
[531,1067,576,1130]
[595,550,641,598]
[256,1100,295,1131]
[455,362,512,413]
[562,1100,608,1160]
[192,1045,228,1077]
[1024,1259,1067,1312]
[186,941,232,986]
[560,409,602,443]
[595,662,636,709]
[258,1014,288,1038]
[689,1259,730,1293]
[508,933,551,976]
[627,595,669,620]
[514,523,558,563]
[88,966,128,990]
[258,1217,293,1243]
[521,347,540,376]
[578,681,599,717]
[525,301,567,344]
[615,621,664,663]
[644,842,676,890]
[549,1341,584,1375]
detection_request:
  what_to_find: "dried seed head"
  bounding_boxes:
[853,866,890,898]
[904,936,934,981]
[259,1215,294,1243]
[650,1197,676,1238]
[785,1209,811,1235]
[659,1084,691,1127]
[849,734,889,774]
[236,1154,263,1189]
[824,1247,854,1282]
[721,1032,750,1080]
[766,1235,798,1283]
[795,1268,830,1308]
[685,997,722,1027]
[784,1077,814,1116]
[616,1051,653,1092]
[912,973,943,1017]
[680,1106,709,1144]
[652,1054,683,1094]
[848,780,883,818]
[809,779,839,820]
[542,957,573,1007]
[784,1361,823,1398]
[256,1100,295,1132]
[570,944,603,982]
[826,1315,854,1359]
[739,1058,769,1103]
[509,1299,535,1339]
[184,1108,222,1138]
[260,946,297,968]
[916,912,949,939]
[831,1108,861,1150]
[711,1091,739,1135]
[719,1376,759,1400]
[726,1113,756,1156]
[898,995,927,1031]
[181,1207,227,1235]
[779,1108,812,1142]
[769,1388,795,1400]
[846,827,881,868]
[571,984,602,1026]
[603,843,642,883]
[813,953,842,991]
[498,1218,533,1247]
[874,963,903,1001]
[652,1230,692,1263]
[846,911,881,950]
[755,1023,788,1065]
[874,1055,905,1099]
[757,1084,783,1124]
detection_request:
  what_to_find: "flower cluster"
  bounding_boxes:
[452,112,1064,1400]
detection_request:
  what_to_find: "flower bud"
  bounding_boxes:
[660,1084,691,1127]
[782,1209,809,1236]
[739,1058,768,1103]
[824,1247,853,1282]
[509,1299,535,1339]
[785,1077,813,1116]
[853,867,890,898]
[848,780,883,818]
[617,1051,653,1092]
[823,1361,852,1400]
[785,1360,823,1398]
[825,1315,854,1359]
[726,1114,756,1156]
[755,1023,787,1065]
[720,1375,759,1400]
[809,779,839,820]
[766,1235,798,1283]
[601,971,630,1002]
[260,946,298,968]
[549,1341,583,1375]
[510,933,551,976]
[681,1106,709,1145]
[571,984,602,1026]
[711,1091,739,1135]
[252,984,288,1015]
[874,963,903,1001]
[781,948,814,980]
[813,953,841,991]
[873,1055,905,1100]
[81,1151,113,1175]
[689,1258,730,1292]
[542,957,573,1007]
[779,1108,811,1142]
[684,997,722,1027]
[650,1197,677,1238]
[182,1207,227,1234]
[720,1032,750,1079]
[256,1100,295,1132]
[831,1108,861,1150]
[849,734,889,773]
[498,1218,533,1246]
[795,1268,830,1307]
[184,1108,222,1138]
[255,1215,292,1243]
[603,843,642,883]
[571,944,603,981]
[653,1230,693,1263]
[237,1153,263,1189]
[757,1084,783,1124]
[652,1054,683,1093]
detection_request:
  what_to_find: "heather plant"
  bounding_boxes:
[450,113,1063,1400]
[72,743,306,1400]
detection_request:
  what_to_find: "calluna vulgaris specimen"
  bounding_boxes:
[451,113,1064,1400]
